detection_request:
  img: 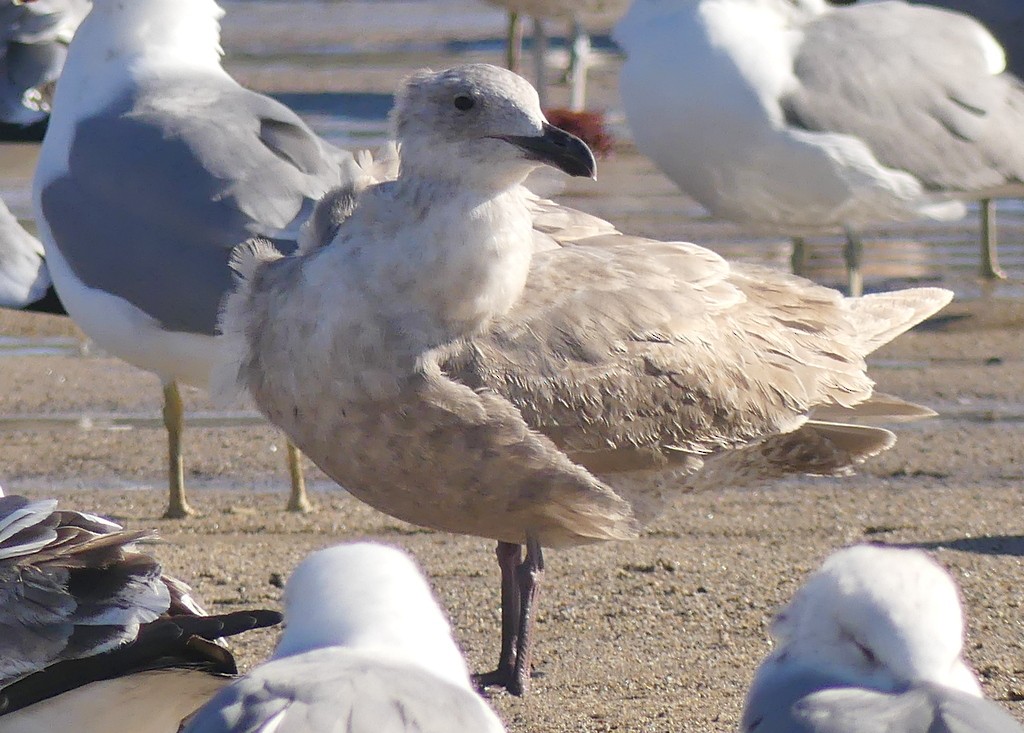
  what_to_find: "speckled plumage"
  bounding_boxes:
[218,65,952,550]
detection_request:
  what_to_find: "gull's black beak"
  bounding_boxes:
[496,122,597,179]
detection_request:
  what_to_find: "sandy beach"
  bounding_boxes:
[1,3,1023,728]
[0,274,1021,732]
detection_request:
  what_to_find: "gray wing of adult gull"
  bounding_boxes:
[785,2,1024,193]
[742,665,1024,733]
[920,0,1024,77]
[38,78,352,334]
[0,493,190,687]
[0,492,282,727]
[182,653,505,733]
[0,197,53,310]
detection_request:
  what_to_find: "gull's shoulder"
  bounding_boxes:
[744,662,1023,733]
[182,648,506,733]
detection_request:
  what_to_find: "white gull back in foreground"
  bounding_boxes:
[216,63,952,694]
[181,543,506,733]
[31,0,364,517]
[0,489,281,732]
[614,0,1024,293]
[742,545,1024,733]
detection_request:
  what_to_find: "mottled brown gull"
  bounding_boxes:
[215,63,952,695]
[0,489,281,732]
[181,543,506,733]
[742,545,1024,733]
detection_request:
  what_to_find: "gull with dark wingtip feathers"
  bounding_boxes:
[0,488,281,732]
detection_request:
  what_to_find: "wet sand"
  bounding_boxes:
[0,283,1021,732]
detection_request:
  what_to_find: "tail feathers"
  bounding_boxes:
[686,421,895,491]
[811,392,936,423]
[212,238,284,406]
[849,287,953,354]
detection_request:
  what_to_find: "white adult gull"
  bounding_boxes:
[742,544,1024,733]
[614,0,1024,295]
[0,490,281,732]
[0,196,63,313]
[181,543,506,733]
[32,0,362,517]
[215,63,953,695]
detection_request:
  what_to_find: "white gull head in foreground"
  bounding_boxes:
[742,544,1024,733]
[31,0,369,518]
[614,0,1024,294]
[216,62,952,695]
[0,491,281,732]
[181,543,506,733]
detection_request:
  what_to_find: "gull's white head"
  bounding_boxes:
[273,542,473,690]
[391,64,595,188]
[768,544,981,696]
[69,0,224,69]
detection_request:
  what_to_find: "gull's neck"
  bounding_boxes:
[67,0,225,79]
[318,170,536,346]
[41,0,228,172]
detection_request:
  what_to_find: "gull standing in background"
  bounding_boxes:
[32,0,367,517]
[742,544,1024,733]
[0,0,89,135]
[615,0,1024,295]
[182,543,506,733]
[0,490,281,732]
[0,197,62,313]
[484,0,628,110]
[216,63,952,695]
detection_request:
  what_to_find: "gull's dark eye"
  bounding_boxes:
[453,94,475,111]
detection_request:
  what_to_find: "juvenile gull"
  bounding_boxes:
[742,545,1024,733]
[0,197,62,313]
[182,543,506,733]
[0,489,281,732]
[32,0,364,517]
[614,0,1024,295]
[216,63,952,695]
